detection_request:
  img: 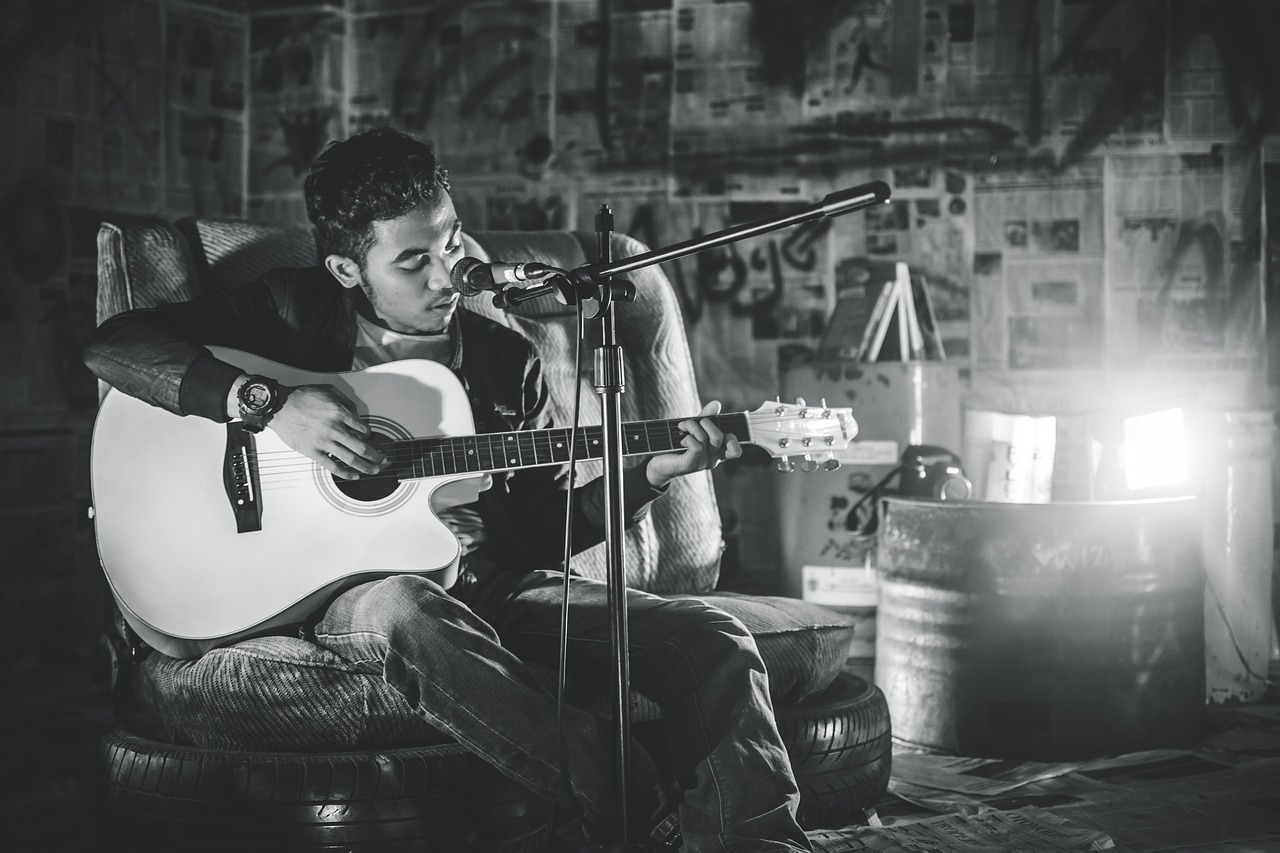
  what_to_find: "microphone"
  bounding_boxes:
[449,257,554,296]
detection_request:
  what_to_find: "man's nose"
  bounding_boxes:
[428,257,454,291]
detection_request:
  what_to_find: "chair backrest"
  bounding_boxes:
[96,216,723,594]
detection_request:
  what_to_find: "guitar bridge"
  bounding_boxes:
[224,423,263,533]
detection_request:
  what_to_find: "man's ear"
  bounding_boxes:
[324,254,363,289]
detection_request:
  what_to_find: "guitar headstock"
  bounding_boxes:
[745,398,859,473]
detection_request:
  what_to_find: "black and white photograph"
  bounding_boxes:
[3,1,1279,852]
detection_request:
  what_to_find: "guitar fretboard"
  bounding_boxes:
[389,413,750,479]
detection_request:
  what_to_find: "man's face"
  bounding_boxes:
[348,195,464,334]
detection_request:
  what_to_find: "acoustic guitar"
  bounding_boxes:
[90,347,858,658]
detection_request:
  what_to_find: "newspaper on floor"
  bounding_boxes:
[886,756,1280,851]
[806,806,1115,853]
[889,746,1238,801]
[889,753,1088,798]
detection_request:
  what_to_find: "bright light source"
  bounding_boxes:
[1122,408,1189,492]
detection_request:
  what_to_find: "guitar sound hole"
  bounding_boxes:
[331,433,400,502]
[334,472,401,502]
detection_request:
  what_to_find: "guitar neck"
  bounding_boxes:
[389,413,750,479]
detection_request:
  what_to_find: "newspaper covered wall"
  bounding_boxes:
[2,0,1270,613]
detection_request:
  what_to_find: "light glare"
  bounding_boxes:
[1122,408,1189,492]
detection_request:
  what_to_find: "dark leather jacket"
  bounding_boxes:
[84,265,664,575]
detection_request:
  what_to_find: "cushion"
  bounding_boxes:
[121,595,856,751]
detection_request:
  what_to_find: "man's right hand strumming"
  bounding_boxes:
[228,377,387,480]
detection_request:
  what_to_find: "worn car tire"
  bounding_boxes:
[99,731,554,852]
[776,670,893,829]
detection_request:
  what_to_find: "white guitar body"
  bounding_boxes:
[92,347,480,659]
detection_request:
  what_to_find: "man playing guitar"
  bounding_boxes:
[85,128,814,853]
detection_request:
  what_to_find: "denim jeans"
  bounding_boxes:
[312,570,812,853]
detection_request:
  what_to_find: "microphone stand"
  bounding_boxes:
[499,180,891,846]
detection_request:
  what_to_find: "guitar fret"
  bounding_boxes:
[461,437,474,472]
[550,428,571,463]
[504,432,521,467]
[627,423,651,455]
[439,437,452,475]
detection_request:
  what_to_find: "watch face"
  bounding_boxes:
[243,382,273,411]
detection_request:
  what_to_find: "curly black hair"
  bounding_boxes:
[304,127,451,266]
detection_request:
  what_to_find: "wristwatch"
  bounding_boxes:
[236,374,284,433]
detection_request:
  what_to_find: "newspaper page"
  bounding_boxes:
[1164,2,1236,144]
[65,0,167,214]
[164,2,247,218]
[805,806,1115,853]
[669,0,799,169]
[669,197,835,411]
[944,0,1056,140]
[881,747,1280,850]
[247,7,344,222]
[346,1,553,177]
[890,752,1084,798]
[972,157,1105,374]
[1053,0,1165,156]
[554,0,672,173]
[1104,146,1264,375]
[801,0,901,122]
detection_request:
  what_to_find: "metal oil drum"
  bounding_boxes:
[875,495,1205,760]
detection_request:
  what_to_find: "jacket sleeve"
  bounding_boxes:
[476,350,668,570]
[84,278,288,421]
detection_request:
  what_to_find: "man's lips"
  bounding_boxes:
[425,294,460,311]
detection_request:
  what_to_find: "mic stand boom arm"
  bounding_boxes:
[505,181,891,309]
[506,181,890,847]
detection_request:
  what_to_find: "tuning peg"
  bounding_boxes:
[823,456,841,471]
[820,398,831,418]
[776,457,796,473]
[800,454,819,473]
[795,396,806,407]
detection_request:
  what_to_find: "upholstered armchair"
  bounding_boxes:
[92,216,889,850]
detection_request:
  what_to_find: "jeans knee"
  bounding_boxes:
[664,602,762,677]
[352,574,456,632]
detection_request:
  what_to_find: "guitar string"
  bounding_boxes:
[244,420,841,481]
[242,414,829,466]
[252,440,843,487]
[241,414,766,461]
[243,415,839,479]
